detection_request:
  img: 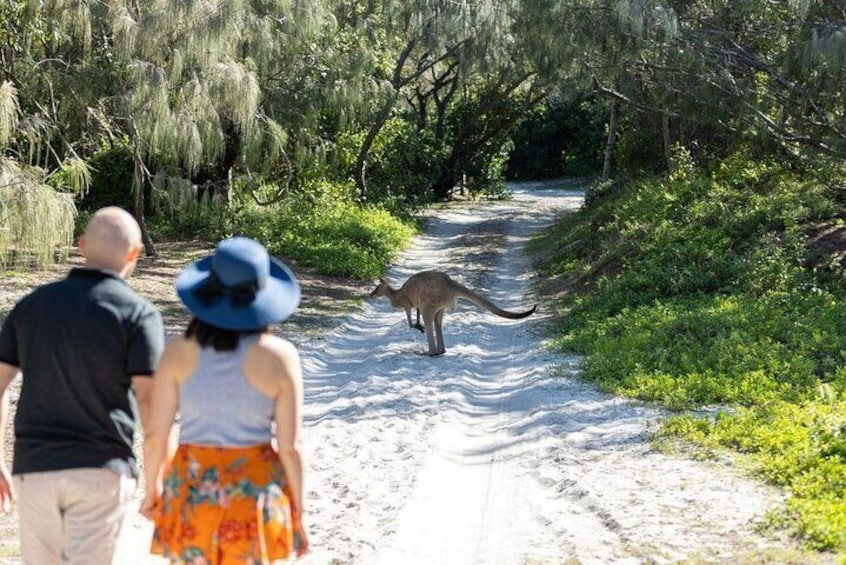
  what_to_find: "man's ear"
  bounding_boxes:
[125,244,142,263]
[77,236,87,256]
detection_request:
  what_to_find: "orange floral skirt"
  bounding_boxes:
[151,443,304,565]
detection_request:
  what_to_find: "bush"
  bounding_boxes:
[265,192,416,279]
[561,291,846,409]
[340,117,443,212]
[149,180,416,280]
[79,144,135,212]
[535,150,846,553]
[658,399,846,551]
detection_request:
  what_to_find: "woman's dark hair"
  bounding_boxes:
[185,318,267,351]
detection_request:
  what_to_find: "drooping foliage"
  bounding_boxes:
[0,0,844,251]
[0,158,76,268]
[115,0,346,200]
[0,70,84,266]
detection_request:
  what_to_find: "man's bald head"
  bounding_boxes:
[79,207,143,277]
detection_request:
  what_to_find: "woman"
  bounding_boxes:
[141,237,309,563]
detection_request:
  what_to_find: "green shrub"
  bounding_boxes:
[659,399,846,551]
[150,181,416,280]
[537,150,846,553]
[341,117,443,211]
[561,291,846,408]
[79,144,135,212]
[266,195,416,279]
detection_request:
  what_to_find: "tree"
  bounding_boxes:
[102,0,355,252]
[672,0,846,158]
[0,2,96,266]
[0,81,84,267]
[429,70,550,198]
[339,0,521,199]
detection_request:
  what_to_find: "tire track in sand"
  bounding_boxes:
[298,181,793,565]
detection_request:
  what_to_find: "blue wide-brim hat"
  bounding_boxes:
[176,237,300,331]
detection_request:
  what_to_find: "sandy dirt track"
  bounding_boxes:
[2,181,817,564]
[283,182,795,564]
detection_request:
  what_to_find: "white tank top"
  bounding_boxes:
[178,335,275,446]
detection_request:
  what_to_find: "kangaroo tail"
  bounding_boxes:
[453,282,537,319]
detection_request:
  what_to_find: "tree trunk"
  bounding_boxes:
[433,66,460,142]
[601,97,619,180]
[192,122,241,204]
[353,38,418,200]
[432,172,457,200]
[663,112,673,173]
[218,122,240,205]
[410,86,428,130]
[432,154,459,200]
[137,213,155,258]
[132,152,156,257]
[353,90,398,200]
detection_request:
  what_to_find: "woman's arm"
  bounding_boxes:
[270,338,309,554]
[140,338,191,519]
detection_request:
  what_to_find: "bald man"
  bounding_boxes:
[0,206,164,564]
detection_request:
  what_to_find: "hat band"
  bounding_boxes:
[193,269,263,308]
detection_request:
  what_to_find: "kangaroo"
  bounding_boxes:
[369,270,537,356]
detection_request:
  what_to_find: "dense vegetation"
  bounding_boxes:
[1,0,845,554]
[147,183,415,279]
[533,151,846,552]
[2,1,844,274]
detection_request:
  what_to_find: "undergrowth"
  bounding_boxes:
[534,150,846,553]
[150,181,416,280]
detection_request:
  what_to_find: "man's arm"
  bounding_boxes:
[0,362,20,512]
[269,338,310,556]
[127,306,164,438]
[132,376,154,434]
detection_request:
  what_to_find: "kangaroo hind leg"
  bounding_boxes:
[421,308,439,356]
[433,309,446,355]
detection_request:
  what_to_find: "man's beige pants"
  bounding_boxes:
[13,468,136,565]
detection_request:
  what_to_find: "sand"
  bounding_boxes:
[270,183,788,564]
[8,181,806,564]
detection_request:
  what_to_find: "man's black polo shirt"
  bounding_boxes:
[0,268,164,477]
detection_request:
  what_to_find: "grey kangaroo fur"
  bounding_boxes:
[369,270,537,356]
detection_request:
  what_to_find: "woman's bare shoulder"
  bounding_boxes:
[158,336,200,382]
[255,334,298,359]
[164,335,196,352]
[248,334,301,382]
